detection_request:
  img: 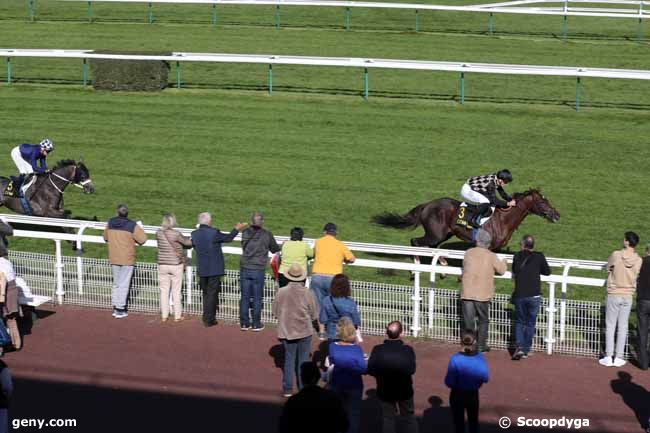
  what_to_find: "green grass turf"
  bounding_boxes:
[0,1,649,302]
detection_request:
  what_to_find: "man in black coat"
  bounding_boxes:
[367,321,418,433]
[278,362,348,433]
[191,212,246,327]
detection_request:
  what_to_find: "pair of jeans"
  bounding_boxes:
[605,295,633,359]
[199,276,221,324]
[158,264,184,320]
[637,299,650,370]
[240,269,265,328]
[379,397,419,433]
[111,265,134,311]
[513,296,541,354]
[333,387,362,433]
[461,300,490,349]
[310,274,334,306]
[281,336,312,393]
[450,389,479,433]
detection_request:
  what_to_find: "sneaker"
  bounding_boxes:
[240,326,251,331]
[252,325,265,332]
[318,332,327,341]
[613,357,627,367]
[203,320,218,327]
[599,357,613,367]
[282,391,292,398]
[512,349,524,361]
[478,346,491,353]
[114,311,128,319]
[111,308,118,318]
[521,353,529,359]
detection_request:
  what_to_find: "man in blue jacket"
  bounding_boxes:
[10,139,54,198]
[191,212,247,327]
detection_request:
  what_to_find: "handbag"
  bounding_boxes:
[329,296,363,344]
[162,229,190,266]
[0,320,11,346]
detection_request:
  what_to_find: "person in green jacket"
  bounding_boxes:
[278,227,314,288]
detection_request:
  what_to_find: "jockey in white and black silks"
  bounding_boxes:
[10,139,54,197]
[460,169,516,227]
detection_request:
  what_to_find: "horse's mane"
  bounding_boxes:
[513,188,543,200]
[53,159,77,170]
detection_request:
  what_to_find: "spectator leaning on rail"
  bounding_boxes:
[328,316,367,433]
[367,320,418,433]
[511,234,550,361]
[278,227,314,289]
[278,361,349,433]
[637,243,650,371]
[272,263,319,397]
[599,231,642,368]
[0,219,13,259]
[239,212,280,332]
[312,223,355,339]
[103,204,147,319]
[460,229,507,352]
[319,274,361,342]
[192,212,247,328]
[156,212,193,323]
[445,331,489,433]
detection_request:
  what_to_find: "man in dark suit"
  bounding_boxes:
[367,321,418,433]
[278,362,348,433]
[191,212,246,327]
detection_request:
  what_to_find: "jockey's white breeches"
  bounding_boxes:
[460,183,490,205]
[11,147,33,175]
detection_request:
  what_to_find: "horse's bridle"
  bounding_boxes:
[49,168,92,194]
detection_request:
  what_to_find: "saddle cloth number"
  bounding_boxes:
[456,203,475,228]
[3,181,16,198]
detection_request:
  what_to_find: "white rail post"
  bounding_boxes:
[560,263,571,341]
[411,268,421,338]
[76,224,89,295]
[546,282,557,355]
[428,253,441,331]
[186,249,193,305]
[54,240,64,305]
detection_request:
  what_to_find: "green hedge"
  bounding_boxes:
[91,52,171,91]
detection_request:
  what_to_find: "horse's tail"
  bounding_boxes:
[372,205,424,230]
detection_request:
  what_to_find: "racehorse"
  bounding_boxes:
[0,159,95,218]
[372,189,560,251]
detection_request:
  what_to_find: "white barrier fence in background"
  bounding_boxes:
[1,213,616,359]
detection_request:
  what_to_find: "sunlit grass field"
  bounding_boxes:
[1,0,649,301]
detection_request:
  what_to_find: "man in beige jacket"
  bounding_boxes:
[461,230,507,352]
[599,231,642,367]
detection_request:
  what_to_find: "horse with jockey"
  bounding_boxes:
[460,169,516,229]
[10,139,54,198]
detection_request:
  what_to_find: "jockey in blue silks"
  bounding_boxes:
[10,139,54,198]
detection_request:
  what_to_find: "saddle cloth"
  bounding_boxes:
[456,202,494,228]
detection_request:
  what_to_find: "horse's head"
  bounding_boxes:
[73,161,95,194]
[516,189,560,223]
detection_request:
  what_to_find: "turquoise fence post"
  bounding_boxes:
[415,9,419,32]
[275,5,280,29]
[575,77,581,112]
[489,12,494,34]
[148,2,154,24]
[268,64,273,95]
[346,7,351,31]
[6,58,11,85]
[212,3,218,25]
[363,67,368,100]
[459,72,465,104]
[562,15,568,40]
[176,61,181,89]
[82,58,88,86]
[87,1,93,23]
[28,0,35,22]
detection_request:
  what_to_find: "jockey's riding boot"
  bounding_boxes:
[472,204,491,228]
[10,175,25,197]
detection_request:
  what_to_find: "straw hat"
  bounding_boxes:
[283,263,307,282]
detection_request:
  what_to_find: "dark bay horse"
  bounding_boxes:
[0,159,95,217]
[372,189,560,251]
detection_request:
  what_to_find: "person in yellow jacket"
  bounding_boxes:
[599,231,642,367]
